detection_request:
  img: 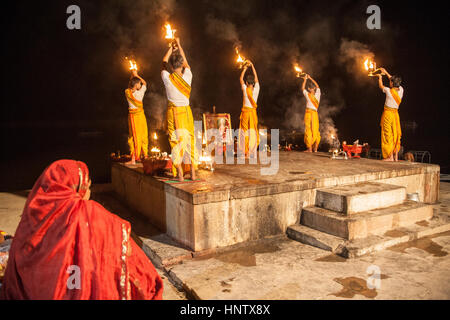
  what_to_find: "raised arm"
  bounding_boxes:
[380,67,392,79]
[175,38,190,69]
[240,65,248,86]
[377,74,384,90]
[163,46,173,63]
[301,74,308,91]
[308,75,319,89]
[131,70,147,87]
[249,61,259,83]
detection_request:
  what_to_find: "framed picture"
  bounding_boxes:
[202,113,233,146]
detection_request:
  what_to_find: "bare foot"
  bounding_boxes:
[303,149,312,153]
[176,164,184,181]
[190,169,196,181]
[382,157,394,161]
[125,157,136,165]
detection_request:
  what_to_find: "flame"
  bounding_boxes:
[153,132,158,140]
[294,65,302,73]
[235,47,246,65]
[164,23,176,40]
[129,60,137,71]
[151,147,160,153]
[202,135,207,144]
[331,134,335,140]
[364,58,375,71]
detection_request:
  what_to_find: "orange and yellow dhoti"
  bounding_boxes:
[304,109,321,149]
[238,86,259,157]
[238,107,259,157]
[125,89,148,160]
[380,106,401,159]
[167,103,197,177]
[166,72,197,177]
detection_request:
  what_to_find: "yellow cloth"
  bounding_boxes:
[304,109,321,149]
[125,88,143,110]
[307,92,319,110]
[169,72,191,99]
[238,106,259,157]
[390,88,402,106]
[127,110,148,160]
[380,106,401,159]
[166,103,197,177]
[246,86,258,109]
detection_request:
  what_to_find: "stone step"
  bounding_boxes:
[301,200,433,240]
[316,182,406,215]
[286,224,346,254]
[287,211,450,258]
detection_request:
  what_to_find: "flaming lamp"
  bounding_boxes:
[294,64,306,78]
[235,47,250,69]
[164,23,177,48]
[364,58,382,77]
[150,147,161,158]
[125,57,138,71]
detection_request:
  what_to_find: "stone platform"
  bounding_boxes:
[111,151,440,251]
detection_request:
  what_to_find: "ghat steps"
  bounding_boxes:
[287,182,443,257]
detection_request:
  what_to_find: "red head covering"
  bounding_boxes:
[1,159,163,300]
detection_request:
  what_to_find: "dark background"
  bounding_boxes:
[1,0,449,191]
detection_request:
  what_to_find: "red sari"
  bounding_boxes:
[0,160,163,300]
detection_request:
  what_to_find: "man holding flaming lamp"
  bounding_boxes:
[301,73,321,152]
[376,67,404,161]
[124,62,149,164]
[238,59,260,159]
[161,36,197,181]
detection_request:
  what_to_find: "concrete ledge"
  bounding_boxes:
[301,201,434,240]
[316,182,406,214]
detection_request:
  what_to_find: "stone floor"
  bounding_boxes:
[1,183,449,300]
[120,151,440,203]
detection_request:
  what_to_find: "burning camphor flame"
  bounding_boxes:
[125,57,137,71]
[364,58,375,72]
[153,132,158,140]
[151,147,160,153]
[129,60,137,71]
[235,47,248,68]
[294,64,305,78]
[164,23,176,40]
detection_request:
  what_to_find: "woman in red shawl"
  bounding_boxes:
[0,159,163,300]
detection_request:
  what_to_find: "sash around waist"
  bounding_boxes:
[128,108,144,114]
[384,106,399,112]
[168,102,190,108]
[241,106,256,112]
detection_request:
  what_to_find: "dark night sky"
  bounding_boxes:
[1,0,449,190]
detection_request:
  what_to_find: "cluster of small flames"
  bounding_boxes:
[235,47,249,69]
[164,23,176,40]
[151,132,160,153]
[125,57,137,71]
